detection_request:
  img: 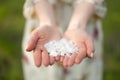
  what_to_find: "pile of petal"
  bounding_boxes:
[44,38,78,56]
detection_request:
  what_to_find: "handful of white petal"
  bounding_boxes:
[44,38,79,57]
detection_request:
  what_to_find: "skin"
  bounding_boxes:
[26,0,62,67]
[62,28,94,67]
[61,2,95,67]
[26,0,95,67]
[26,26,62,67]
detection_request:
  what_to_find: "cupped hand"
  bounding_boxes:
[26,25,62,67]
[61,28,94,67]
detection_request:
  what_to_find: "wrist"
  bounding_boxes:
[68,13,88,30]
[67,21,87,30]
[39,20,58,28]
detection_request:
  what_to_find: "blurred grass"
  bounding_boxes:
[0,0,120,80]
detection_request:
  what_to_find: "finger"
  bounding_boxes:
[33,48,42,67]
[26,30,39,52]
[75,43,86,64]
[68,53,77,67]
[85,36,94,58]
[50,56,55,65]
[42,47,50,67]
[55,55,60,61]
[63,56,69,67]
[60,56,65,63]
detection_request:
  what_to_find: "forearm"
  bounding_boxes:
[34,0,57,26]
[68,2,94,30]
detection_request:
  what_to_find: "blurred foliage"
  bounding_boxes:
[0,0,120,80]
[0,0,24,80]
[103,0,120,80]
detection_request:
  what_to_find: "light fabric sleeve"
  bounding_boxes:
[33,0,57,4]
[23,0,35,19]
[74,0,107,18]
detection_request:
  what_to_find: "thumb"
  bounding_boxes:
[85,36,94,58]
[26,30,39,52]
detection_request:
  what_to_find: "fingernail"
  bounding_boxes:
[90,52,94,58]
[26,48,28,51]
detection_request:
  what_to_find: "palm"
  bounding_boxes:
[65,29,88,45]
[26,26,62,67]
[61,28,94,67]
[36,26,62,45]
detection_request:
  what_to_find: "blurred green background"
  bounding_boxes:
[0,0,120,80]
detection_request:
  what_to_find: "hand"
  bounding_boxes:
[26,25,62,67]
[61,28,94,67]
